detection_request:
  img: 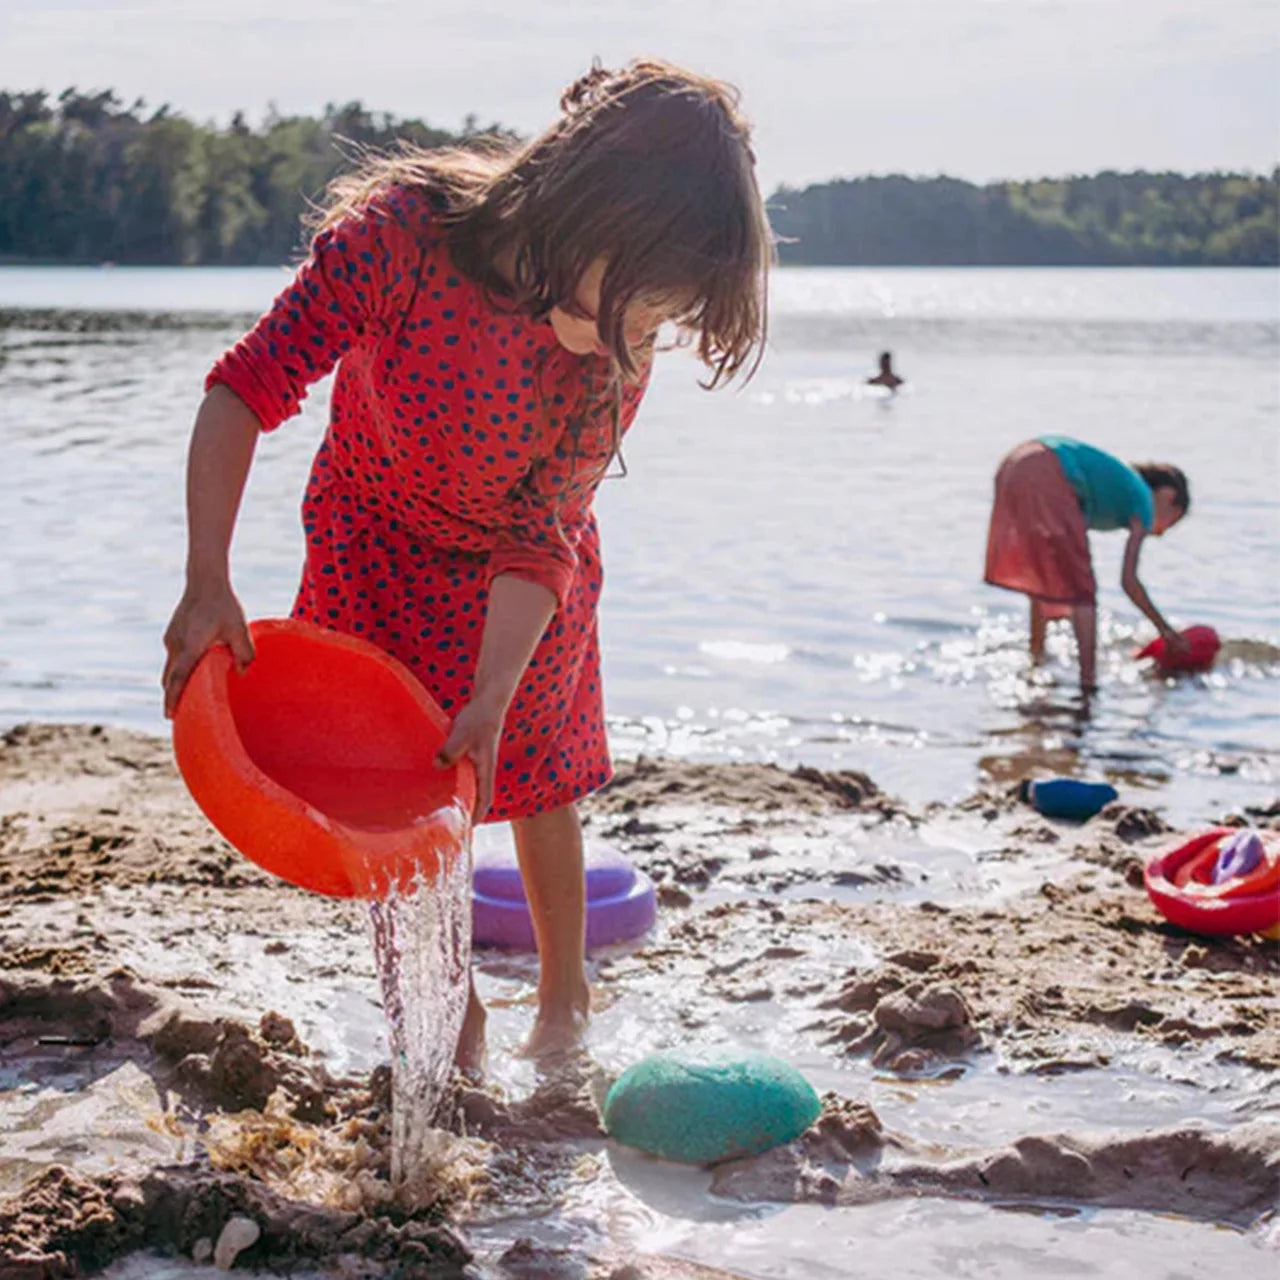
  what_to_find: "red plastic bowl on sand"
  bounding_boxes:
[1144,829,1280,937]
[1134,625,1221,675]
[173,619,476,899]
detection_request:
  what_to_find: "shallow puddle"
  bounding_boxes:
[468,1194,1275,1280]
[0,1060,186,1197]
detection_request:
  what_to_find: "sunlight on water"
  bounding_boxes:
[367,844,472,1195]
[1,267,1276,826]
[698,638,792,664]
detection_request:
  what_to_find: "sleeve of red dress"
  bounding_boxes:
[488,363,651,609]
[205,191,425,431]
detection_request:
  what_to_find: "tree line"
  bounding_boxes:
[0,89,507,265]
[1,89,1275,267]
[768,171,1278,266]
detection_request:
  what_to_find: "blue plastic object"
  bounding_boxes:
[603,1053,822,1166]
[472,844,656,950]
[1021,776,1118,821]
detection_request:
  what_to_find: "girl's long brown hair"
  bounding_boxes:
[313,60,771,508]
[314,58,772,388]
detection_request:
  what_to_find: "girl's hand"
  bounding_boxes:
[162,581,254,718]
[435,695,506,821]
[439,573,555,821]
[1161,628,1192,662]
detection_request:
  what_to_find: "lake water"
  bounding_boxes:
[1,265,1277,826]
[3,263,1279,1277]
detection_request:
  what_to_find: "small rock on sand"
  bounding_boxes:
[213,1214,260,1269]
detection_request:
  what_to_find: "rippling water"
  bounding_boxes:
[2,265,1277,824]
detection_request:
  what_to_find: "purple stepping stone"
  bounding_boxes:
[472,844,656,951]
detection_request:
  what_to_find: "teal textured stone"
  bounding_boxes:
[603,1053,822,1165]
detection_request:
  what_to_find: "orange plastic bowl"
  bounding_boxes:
[173,619,476,899]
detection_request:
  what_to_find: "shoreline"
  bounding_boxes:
[2,723,1277,1276]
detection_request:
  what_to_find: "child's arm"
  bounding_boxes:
[434,574,557,818]
[1120,518,1187,654]
[163,192,425,713]
[488,362,652,605]
[450,367,650,813]
[162,385,261,716]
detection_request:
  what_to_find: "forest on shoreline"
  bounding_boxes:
[768,171,1278,266]
[2,89,1276,267]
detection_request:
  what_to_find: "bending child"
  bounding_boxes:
[162,59,772,1069]
[983,435,1189,692]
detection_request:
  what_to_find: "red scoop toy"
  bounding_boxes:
[1134,625,1221,675]
[173,619,475,898]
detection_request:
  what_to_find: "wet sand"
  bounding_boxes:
[1,724,1277,1277]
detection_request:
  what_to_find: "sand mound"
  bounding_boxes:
[712,1098,1280,1226]
[590,756,897,818]
[0,1164,472,1279]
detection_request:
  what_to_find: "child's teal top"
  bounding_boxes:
[1039,436,1154,532]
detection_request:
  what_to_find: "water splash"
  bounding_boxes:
[367,839,472,1196]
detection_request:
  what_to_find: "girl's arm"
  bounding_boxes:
[164,195,425,714]
[444,369,652,813]
[162,385,262,716]
[435,574,557,818]
[1119,517,1185,651]
[487,359,652,607]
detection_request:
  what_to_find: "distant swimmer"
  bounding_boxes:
[866,350,904,391]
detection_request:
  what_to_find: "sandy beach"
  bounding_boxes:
[2,722,1276,1277]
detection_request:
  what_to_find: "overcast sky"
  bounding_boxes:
[2,0,1276,191]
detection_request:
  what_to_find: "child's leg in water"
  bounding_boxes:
[1071,602,1098,692]
[452,802,590,1072]
[513,801,590,1058]
[455,974,487,1076]
[1029,599,1048,663]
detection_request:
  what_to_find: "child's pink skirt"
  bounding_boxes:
[983,440,1095,617]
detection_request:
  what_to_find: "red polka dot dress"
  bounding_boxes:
[206,187,649,823]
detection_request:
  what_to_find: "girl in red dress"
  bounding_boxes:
[161,60,772,1068]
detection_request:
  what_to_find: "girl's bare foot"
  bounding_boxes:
[519,992,590,1062]
[454,984,487,1078]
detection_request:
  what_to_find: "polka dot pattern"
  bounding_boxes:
[206,187,648,821]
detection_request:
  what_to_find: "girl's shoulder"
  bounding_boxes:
[332,183,446,257]
[363,186,498,295]
[316,184,480,307]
